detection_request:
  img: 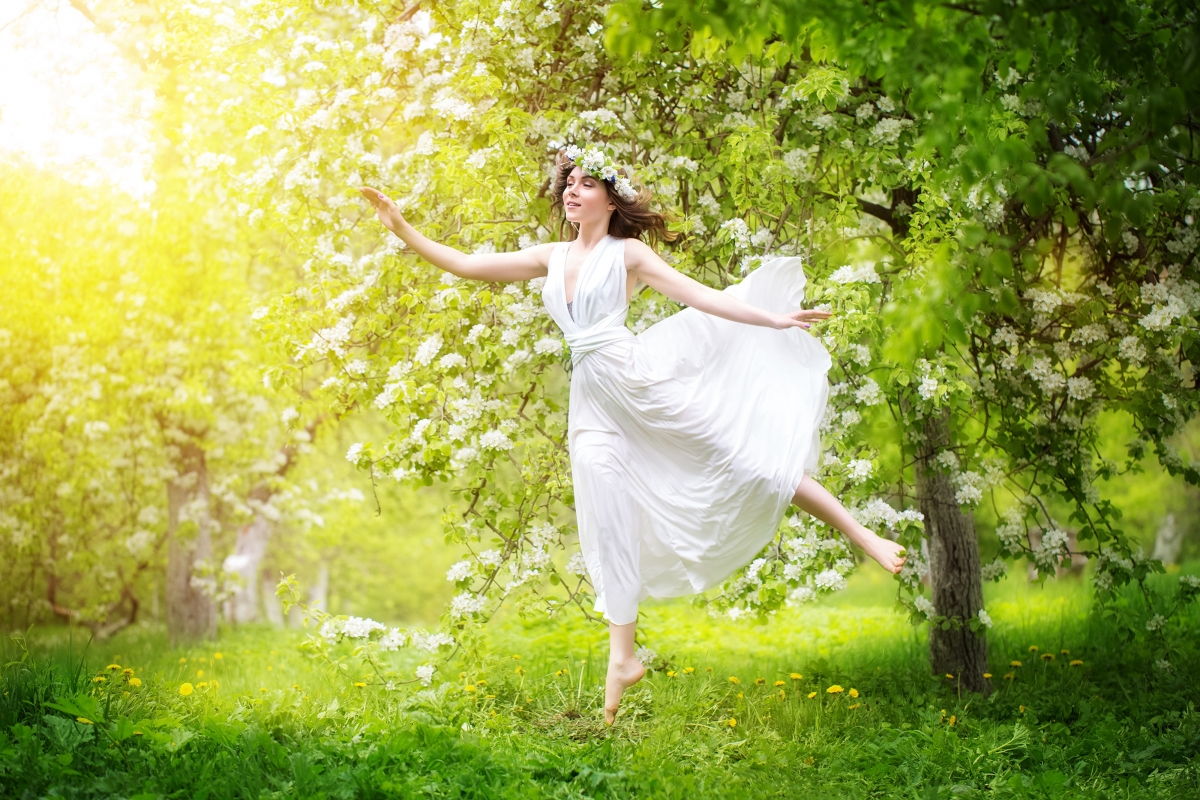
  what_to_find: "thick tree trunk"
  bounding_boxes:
[166,442,217,645]
[913,408,990,695]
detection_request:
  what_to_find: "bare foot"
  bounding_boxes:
[604,656,645,725]
[861,531,907,574]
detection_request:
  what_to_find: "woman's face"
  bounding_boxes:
[563,166,615,226]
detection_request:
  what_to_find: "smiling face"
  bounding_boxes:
[562,166,616,228]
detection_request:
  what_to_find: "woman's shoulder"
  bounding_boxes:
[618,236,655,267]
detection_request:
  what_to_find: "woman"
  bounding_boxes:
[360,145,906,724]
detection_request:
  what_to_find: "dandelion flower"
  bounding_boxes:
[683,667,695,674]
[106,664,121,671]
[849,703,861,710]
[179,657,187,664]
[1041,653,1054,661]
[755,678,766,685]
[1003,672,1015,680]
[122,668,134,677]
[778,690,786,700]
[774,680,786,687]
[706,667,713,673]
[826,685,844,694]
[945,673,954,679]
[983,673,992,679]
[197,670,205,678]
[93,676,106,683]
[76,717,94,725]
[515,666,526,676]
[128,678,142,687]
[1019,705,1026,713]
[354,682,367,688]
[1060,649,1070,655]
[259,688,268,693]
[179,683,194,696]
[1010,660,1022,667]
[1070,659,1084,667]
[790,673,803,680]
[512,654,521,660]
[808,692,817,699]
[728,676,741,684]
[948,715,957,726]
[196,682,208,689]
[667,671,677,677]
[849,688,859,698]
[1028,646,1039,653]
[214,652,223,659]
[464,684,476,692]
[728,718,737,728]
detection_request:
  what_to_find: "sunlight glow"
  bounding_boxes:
[0,0,156,197]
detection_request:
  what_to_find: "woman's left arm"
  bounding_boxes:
[624,239,831,331]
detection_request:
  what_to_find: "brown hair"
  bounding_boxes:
[549,149,679,244]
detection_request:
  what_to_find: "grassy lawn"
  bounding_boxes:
[2,567,1198,798]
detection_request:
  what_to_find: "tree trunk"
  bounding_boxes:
[913,408,990,695]
[223,511,272,624]
[166,442,217,645]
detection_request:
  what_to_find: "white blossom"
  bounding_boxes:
[980,558,1007,582]
[854,379,883,406]
[414,334,442,366]
[913,595,935,619]
[449,591,486,618]
[446,560,473,582]
[814,568,846,591]
[634,646,657,666]
[345,442,364,464]
[342,616,385,639]
[976,608,994,629]
[829,264,880,284]
[479,430,513,451]
[847,459,873,484]
[416,664,435,685]
[438,353,467,370]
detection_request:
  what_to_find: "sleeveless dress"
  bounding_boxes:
[541,235,833,625]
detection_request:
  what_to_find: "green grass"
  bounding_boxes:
[3,568,1199,798]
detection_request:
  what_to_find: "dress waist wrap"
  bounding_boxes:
[565,307,635,365]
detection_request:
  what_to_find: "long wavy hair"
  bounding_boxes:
[549,149,678,245]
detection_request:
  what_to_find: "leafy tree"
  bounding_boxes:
[608,0,1200,688]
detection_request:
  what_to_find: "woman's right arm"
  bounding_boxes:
[360,187,551,282]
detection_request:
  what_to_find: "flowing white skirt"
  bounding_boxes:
[568,257,833,624]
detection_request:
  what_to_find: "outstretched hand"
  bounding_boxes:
[773,307,834,330]
[359,186,405,233]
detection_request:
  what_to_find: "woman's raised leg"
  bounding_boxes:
[605,620,645,725]
[792,475,907,573]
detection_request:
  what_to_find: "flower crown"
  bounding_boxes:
[562,144,638,201]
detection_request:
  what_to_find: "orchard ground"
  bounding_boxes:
[3,567,1198,799]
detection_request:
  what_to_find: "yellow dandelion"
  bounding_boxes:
[197,670,205,678]
[849,688,859,698]
[790,673,803,680]
[213,652,223,659]
[983,673,993,679]
[555,670,564,677]
[1003,672,1015,680]
[512,654,521,660]
[292,684,300,690]
[179,683,194,696]
[1028,646,1039,653]
[1060,649,1070,655]
[196,682,208,689]
[515,666,526,676]
[774,680,786,687]
[1070,659,1084,667]
[211,680,219,688]
[464,684,476,692]
[106,664,121,671]
[728,718,737,728]
[755,678,766,685]
[128,677,142,687]
[92,676,106,684]
[826,685,844,694]
[476,679,487,686]
[259,688,267,693]
[122,668,134,677]
[945,673,954,679]
[683,667,695,674]
[485,694,496,699]
[849,703,861,710]
[354,682,367,688]
[808,691,817,699]
[1041,653,1054,661]
[1019,705,1026,713]
[705,667,713,673]
[178,657,187,664]
[76,717,93,725]
[199,657,207,663]
[460,671,467,679]
[948,715,957,726]
[737,692,744,699]
[667,671,677,677]
[1010,660,1022,667]
[728,676,741,684]
[266,666,272,672]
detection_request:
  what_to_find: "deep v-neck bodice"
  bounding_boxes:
[541,235,635,364]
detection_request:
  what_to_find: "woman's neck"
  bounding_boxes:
[573,221,610,249]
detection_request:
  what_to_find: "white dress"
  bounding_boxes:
[542,235,833,625]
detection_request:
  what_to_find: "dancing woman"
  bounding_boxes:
[361,146,906,724]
